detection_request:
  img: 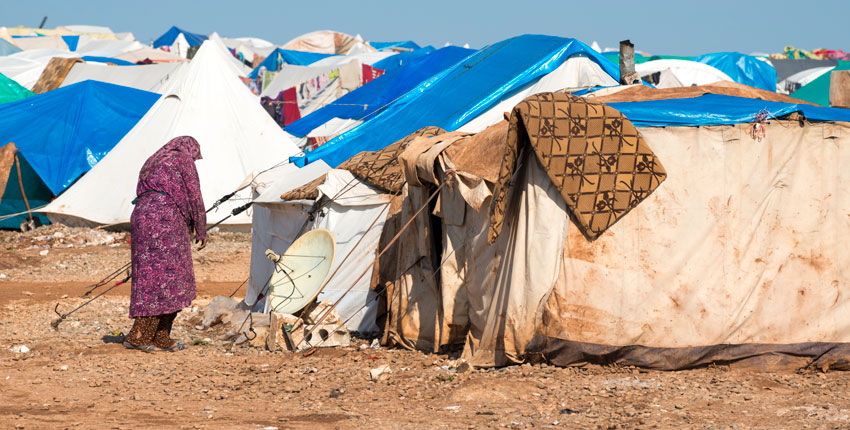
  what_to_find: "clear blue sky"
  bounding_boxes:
[2,0,847,55]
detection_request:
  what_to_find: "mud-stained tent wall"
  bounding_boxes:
[386,92,850,371]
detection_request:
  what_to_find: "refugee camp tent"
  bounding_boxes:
[0,49,79,89]
[0,142,52,229]
[0,72,33,104]
[292,34,620,168]
[0,81,158,228]
[285,46,475,139]
[59,62,185,93]
[778,66,835,94]
[152,26,208,59]
[115,46,184,64]
[282,30,371,55]
[381,88,850,371]
[42,38,302,228]
[635,59,733,88]
[791,61,850,106]
[248,127,446,332]
[11,35,69,51]
[247,48,336,79]
[694,52,777,92]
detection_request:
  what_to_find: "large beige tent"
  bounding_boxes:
[379,91,850,371]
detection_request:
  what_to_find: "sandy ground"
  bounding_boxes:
[2,225,850,429]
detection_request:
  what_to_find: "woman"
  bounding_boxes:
[123,136,207,352]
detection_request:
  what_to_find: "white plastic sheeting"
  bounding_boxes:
[636,59,733,88]
[43,38,301,227]
[458,56,619,133]
[59,62,185,93]
[778,66,835,94]
[248,169,391,332]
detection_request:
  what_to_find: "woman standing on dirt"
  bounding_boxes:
[123,136,207,352]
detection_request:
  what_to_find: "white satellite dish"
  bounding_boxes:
[264,229,336,314]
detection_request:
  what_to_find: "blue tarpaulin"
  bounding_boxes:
[286,46,475,137]
[370,41,421,51]
[0,80,159,195]
[371,46,435,75]
[152,26,208,49]
[291,34,620,168]
[608,94,850,127]
[694,52,777,92]
[61,35,79,51]
[248,48,336,79]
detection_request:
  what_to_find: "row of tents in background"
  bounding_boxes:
[2,24,850,370]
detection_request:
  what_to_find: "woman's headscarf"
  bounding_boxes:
[139,136,202,181]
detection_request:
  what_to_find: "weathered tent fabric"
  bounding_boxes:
[489,92,667,242]
[0,143,52,229]
[778,66,834,94]
[285,47,474,138]
[31,57,84,93]
[59,62,185,93]
[540,121,850,370]
[293,35,620,168]
[0,81,159,195]
[772,58,837,82]
[387,115,850,370]
[0,72,34,104]
[609,94,850,127]
[586,81,812,105]
[694,52,778,92]
[0,49,80,89]
[282,31,366,55]
[42,39,301,227]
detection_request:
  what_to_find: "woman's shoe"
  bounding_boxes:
[156,343,187,352]
[123,341,155,352]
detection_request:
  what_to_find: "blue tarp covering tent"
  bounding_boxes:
[694,52,777,92]
[608,94,850,127]
[291,34,620,168]
[248,48,336,79]
[152,26,208,49]
[286,46,475,137]
[0,80,159,195]
[61,35,79,51]
[371,46,435,75]
[0,39,21,56]
[80,56,136,66]
[370,41,421,51]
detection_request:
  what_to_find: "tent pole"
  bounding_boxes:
[13,152,35,225]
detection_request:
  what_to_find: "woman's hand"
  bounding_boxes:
[196,237,207,250]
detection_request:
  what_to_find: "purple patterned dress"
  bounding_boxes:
[129,136,206,318]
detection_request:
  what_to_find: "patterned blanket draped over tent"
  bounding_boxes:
[280,126,446,201]
[32,57,84,94]
[488,92,667,242]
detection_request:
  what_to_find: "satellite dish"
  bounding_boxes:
[264,229,336,315]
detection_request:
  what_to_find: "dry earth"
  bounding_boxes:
[1,225,850,429]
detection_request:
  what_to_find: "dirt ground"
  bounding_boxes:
[2,225,850,429]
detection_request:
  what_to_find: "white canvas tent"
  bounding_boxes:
[636,59,733,88]
[59,62,185,93]
[43,38,301,228]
